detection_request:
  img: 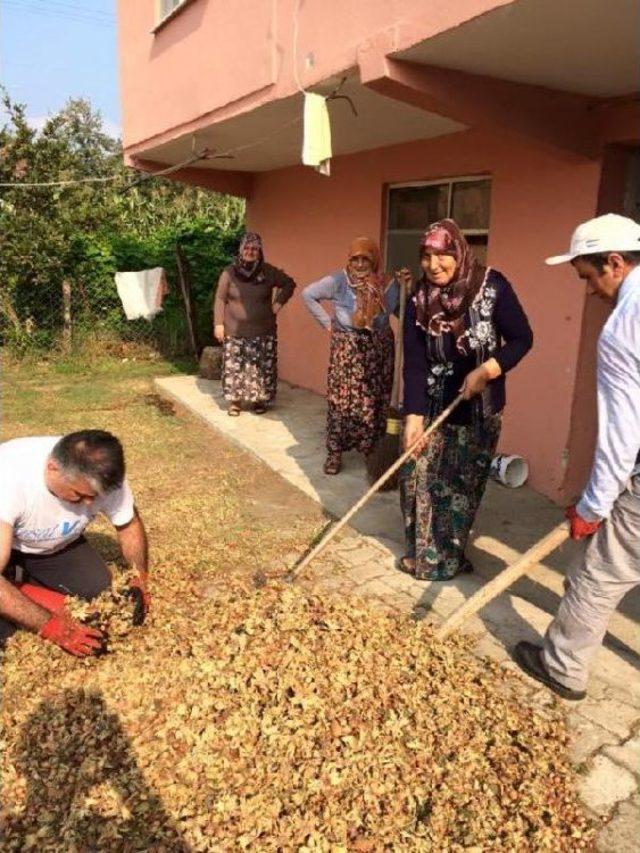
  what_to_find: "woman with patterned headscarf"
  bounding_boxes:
[400,219,533,580]
[214,232,296,415]
[302,237,400,475]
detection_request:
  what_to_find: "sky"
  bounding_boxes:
[0,0,121,137]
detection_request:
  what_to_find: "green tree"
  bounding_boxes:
[0,91,244,353]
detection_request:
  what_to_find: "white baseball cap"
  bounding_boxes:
[545,213,640,265]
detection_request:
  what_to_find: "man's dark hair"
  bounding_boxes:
[51,430,125,494]
[574,251,640,273]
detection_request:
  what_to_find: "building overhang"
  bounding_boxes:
[124,74,468,197]
[124,0,639,196]
[394,0,639,99]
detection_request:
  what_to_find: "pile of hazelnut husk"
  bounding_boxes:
[0,572,594,851]
[65,569,138,654]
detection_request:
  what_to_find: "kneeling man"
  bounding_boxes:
[0,430,150,657]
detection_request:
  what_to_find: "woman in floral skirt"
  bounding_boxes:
[302,238,399,475]
[214,232,296,416]
[400,219,533,580]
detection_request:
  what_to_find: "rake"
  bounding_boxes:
[436,522,569,638]
[282,393,464,584]
[257,391,571,643]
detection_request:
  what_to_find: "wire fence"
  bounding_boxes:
[0,230,238,363]
[1,266,194,363]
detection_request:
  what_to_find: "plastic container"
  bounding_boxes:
[490,454,529,488]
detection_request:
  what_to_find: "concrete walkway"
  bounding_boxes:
[156,375,640,850]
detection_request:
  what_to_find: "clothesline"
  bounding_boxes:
[1,0,365,191]
[0,115,305,190]
[0,175,118,188]
[0,86,355,190]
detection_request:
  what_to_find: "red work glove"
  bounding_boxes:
[39,610,106,657]
[128,572,151,626]
[565,505,602,540]
[18,583,67,614]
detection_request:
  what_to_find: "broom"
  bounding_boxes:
[365,269,409,489]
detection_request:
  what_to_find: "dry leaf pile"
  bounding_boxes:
[67,568,138,652]
[1,576,593,852]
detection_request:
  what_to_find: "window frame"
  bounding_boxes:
[383,174,492,270]
[153,0,197,33]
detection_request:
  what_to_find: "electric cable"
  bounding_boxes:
[2,0,115,27]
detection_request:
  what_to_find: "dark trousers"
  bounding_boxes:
[0,536,111,642]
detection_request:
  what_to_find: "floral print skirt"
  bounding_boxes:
[222,334,277,404]
[399,415,501,580]
[326,325,394,456]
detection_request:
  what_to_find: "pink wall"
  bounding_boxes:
[247,129,600,501]
[118,0,276,149]
[118,0,512,152]
[117,2,637,504]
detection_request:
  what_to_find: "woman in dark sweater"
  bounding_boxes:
[400,219,533,580]
[214,232,296,416]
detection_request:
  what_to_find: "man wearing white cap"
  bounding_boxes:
[514,213,640,701]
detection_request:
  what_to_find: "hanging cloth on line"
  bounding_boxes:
[302,92,332,176]
[115,268,169,321]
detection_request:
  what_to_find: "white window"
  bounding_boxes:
[385,177,491,277]
[155,0,192,28]
[159,0,185,16]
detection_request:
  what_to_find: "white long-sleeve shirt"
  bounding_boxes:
[577,264,640,521]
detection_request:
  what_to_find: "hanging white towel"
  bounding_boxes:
[115,268,169,321]
[302,92,331,176]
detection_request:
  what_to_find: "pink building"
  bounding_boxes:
[117,0,640,502]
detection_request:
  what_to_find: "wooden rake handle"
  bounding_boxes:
[436,522,570,639]
[287,394,464,582]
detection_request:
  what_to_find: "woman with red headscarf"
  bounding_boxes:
[302,238,399,475]
[400,219,533,580]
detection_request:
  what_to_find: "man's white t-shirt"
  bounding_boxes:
[0,436,135,554]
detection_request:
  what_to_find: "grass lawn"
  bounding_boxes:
[2,354,324,579]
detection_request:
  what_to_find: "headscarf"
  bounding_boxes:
[233,232,264,282]
[414,218,486,350]
[346,237,387,331]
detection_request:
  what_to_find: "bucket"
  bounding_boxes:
[490,454,529,488]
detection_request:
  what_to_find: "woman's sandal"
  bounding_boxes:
[398,556,416,575]
[323,455,342,475]
[227,404,241,417]
[253,402,268,415]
